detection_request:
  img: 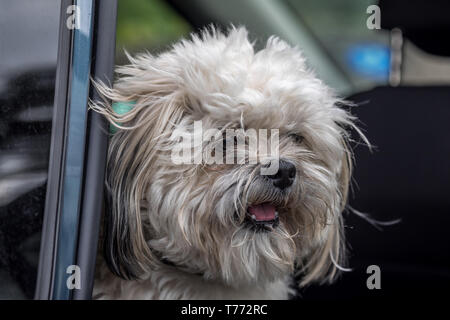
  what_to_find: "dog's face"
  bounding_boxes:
[94,27,359,287]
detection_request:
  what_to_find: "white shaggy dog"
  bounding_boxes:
[92,27,365,300]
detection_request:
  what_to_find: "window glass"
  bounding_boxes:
[0,0,60,299]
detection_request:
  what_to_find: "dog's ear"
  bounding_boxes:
[91,55,186,280]
[299,136,352,286]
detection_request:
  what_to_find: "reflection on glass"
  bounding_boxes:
[0,0,60,299]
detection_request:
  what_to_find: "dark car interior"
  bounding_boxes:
[300,0,450,300]
[300,86,450,300]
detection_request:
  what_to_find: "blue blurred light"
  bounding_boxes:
[346,43,390,80]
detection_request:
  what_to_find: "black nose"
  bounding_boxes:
[267,160,296,189]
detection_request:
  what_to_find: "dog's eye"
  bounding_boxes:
[289,133,304,144]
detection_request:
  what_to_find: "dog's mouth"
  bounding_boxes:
[244,202,280,231]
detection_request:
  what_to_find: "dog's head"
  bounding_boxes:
[93,27,363,287]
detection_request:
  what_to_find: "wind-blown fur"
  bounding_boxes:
[91,26,366,300]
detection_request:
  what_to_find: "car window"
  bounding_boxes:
[0,0,60,299]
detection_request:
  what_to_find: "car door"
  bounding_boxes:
[0,0,117,300]
[0,0,61,300]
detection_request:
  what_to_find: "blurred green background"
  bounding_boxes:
[116,0,191,63]
[114,0,389,95]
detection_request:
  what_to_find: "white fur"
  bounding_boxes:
[94,260,292,299]
[91,26,365,300]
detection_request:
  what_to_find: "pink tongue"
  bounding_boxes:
[248,203,276,221]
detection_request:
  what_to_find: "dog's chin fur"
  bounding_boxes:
[91,26,366,300]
